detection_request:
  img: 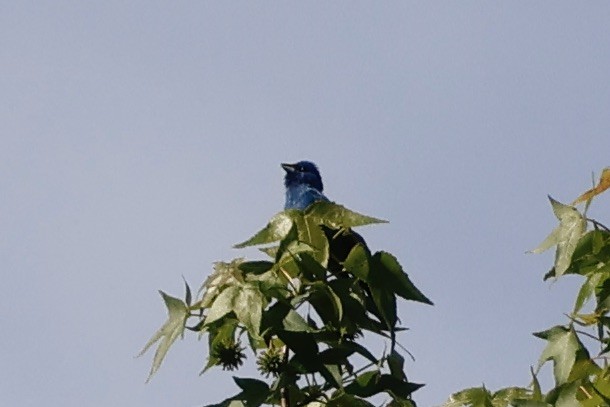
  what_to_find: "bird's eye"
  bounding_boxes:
[298,166,305,172]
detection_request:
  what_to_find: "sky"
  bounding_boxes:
[2,2,610,406]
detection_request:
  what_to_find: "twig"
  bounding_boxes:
[587,217,610,232]
[280,347,290,407]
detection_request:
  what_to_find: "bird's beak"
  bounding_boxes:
[281,163,296,173]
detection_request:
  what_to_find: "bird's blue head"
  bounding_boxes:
[281,160,324,192]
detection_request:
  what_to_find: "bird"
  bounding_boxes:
[281,161,366,273]
[281,161,329,211]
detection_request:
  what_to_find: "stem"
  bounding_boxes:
[587,217,610,232]
[280,347,290,407]
[575,329,603,343]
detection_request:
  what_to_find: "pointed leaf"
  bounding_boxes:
[574,271,608,313]
[183,277,192,306]
[388,350,406,381]
[138,291,188,381]
[305,201,388,229]
[233,285,264,335]
[533,326,584,385]
[372,251,433,305]
[292,252,326,281]
[200,259,244,308]
[344,244,370,282]
[234,211,295,248]
[205,286,239,325]
[308,282,343,326]
[529,196,586,277]
[232,377,271,407]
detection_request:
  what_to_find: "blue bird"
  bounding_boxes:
[281,161,329,210]
[281,160,366,273]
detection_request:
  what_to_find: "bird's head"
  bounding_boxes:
[281,161,324,192]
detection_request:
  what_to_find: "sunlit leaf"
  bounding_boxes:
[138,291,188,382]
[205,286,240,325]
[200,260,244,308]
[572,167,610,205]
[529,196,586,277]
[574,270,608,313]
[442,386,493,407]
[234,211,296,248]
[233,285,265,336]
[533,326,585,385]
[305,201,388,229]
[344,244,370,282]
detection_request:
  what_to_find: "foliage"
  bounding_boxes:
[443,168,610,407]
[140,201,432,406]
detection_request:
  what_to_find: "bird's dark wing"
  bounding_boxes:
[322,226,367,274]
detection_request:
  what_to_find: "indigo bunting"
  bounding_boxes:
[281,161,329,211]
[281,161,366,272]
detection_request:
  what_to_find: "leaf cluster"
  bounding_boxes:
[140,202,432,406]
[444,168,610,407]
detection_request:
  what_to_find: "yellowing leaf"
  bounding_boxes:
[529,196,586,277]
[573,167,610,205]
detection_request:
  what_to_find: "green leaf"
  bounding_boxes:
[200,259,244,308]
[345,370,381,398]
[293,213,329,266]
[344,244,370,282]
[545,381,579,407]
[372,251,433,305]
[345,370,422,400]
[233,285,265,336]
[292,252,327,281]
[305,201,388,229]
[234,211,296,248]
[443,386,494,407]
[574,270,608,313]
[336,340,378,365]
[183,277,192,306]
[204,400,246,407]
[233,377,270,406]
[138,291,188,382]
[533,326,585,385]
[278,330,319,357]
[205,286,240,325]
[529,196,586,277]
[238,261,274,275]
[261,301,312,334]
[378,374,423,399]
[327,393,376,407]
[308,282,343,327]
[387,350,407,381]
[367,262,398,331]
[202,318,238,373]
[204,377,270,407]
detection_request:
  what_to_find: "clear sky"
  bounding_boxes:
[2,2,610,406]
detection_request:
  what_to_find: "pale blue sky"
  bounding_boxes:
[2,2,610,406]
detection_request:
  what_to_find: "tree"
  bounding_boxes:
[139,201,433,406]
[443,167,610,407]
